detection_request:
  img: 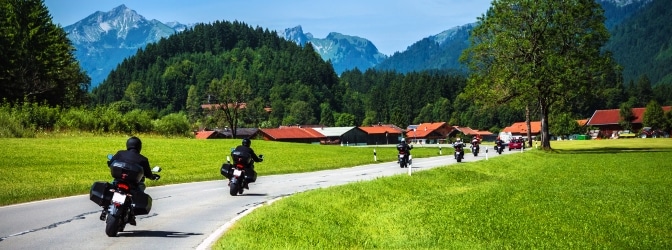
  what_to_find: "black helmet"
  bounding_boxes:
[242,138,251,147]
[126,136,142,153]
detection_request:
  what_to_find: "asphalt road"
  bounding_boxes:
[0,146,523,250]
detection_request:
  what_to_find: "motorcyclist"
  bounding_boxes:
[396,138,412,164]
[109,136,159,225]
[453,138,465,159]
[231,138,263,189]
[494,136,504,150]
[470,136,481,152]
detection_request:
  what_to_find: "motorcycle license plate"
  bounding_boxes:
[111,192,125,204]
[233,169,242,177]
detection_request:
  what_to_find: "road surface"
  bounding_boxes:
[0,147,522,249]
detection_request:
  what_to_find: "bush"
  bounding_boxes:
[153,113,191,137]
[0,111,34,138]
[56,107,96,131]
[122,109,154,134]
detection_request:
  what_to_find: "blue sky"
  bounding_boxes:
[44,0,492,55]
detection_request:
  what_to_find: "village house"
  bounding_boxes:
[258,127,325,144]
[586,106,671,138]
[358,125,404,145]
[450,126,494,141]
[405,122,453,144]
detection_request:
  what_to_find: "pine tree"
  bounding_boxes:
[0,0,89,107]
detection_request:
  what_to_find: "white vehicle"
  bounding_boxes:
[498,132,513,144]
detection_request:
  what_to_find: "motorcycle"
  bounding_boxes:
[398,153,410,168]
[471,143,480,157]
[454,144,465,162]
[396,145,412,168]
[494,142,504,154]
[221,152,263,196]
[89,154,161,237]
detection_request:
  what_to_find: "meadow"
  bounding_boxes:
[216,139,672,249]
[0,134,440,206]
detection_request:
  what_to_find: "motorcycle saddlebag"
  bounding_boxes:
[245,170,258,183]
[109,161,144,183]
[89,181,113,207]
[220,163,233,178]
[132,192,153,215]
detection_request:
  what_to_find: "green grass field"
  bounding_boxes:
[216,139,672,249]
[0,134,440,205]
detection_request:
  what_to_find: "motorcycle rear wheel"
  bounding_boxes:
[105,214,122,237]
[229,182,239,196]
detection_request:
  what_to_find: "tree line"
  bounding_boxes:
[1,0,671,142]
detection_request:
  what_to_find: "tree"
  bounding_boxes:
[642,100,665,131]
[663,110,672,135]
[208,75,252,138]
[335,113,356,127]
[633,75,653,107]
[619,98,636,131]
[185,85,201,123]
[550,113,581,139]
[460,0,611,150]
[124,81,144,108]
[0,0,89,107]
[319,102,335,126]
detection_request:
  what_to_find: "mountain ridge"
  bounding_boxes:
[65,1,658,89]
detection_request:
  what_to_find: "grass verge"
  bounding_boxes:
[0,136,440,206]
[216,139,672,249]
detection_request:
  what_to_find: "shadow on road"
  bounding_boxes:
[239,193,268,196]
[120,230,203,238]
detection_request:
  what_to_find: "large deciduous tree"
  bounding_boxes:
[460,0,611,150]
[0,0,89,107]
[208,74,252,138]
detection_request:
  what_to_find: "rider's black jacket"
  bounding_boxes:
[396,143,412,154]
[233,145,262,167]
[111,149,156,180]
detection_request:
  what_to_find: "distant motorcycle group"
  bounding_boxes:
[88,137,264,237]
[88,135,514,237]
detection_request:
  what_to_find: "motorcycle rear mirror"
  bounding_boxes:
[152,166,162,172]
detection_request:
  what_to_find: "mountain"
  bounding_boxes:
[374,23,474,74]
[603,0,671,86]
[374,0,652,75]
[64,5,186,88]
[282,26,387,75]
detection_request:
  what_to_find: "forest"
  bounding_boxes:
[1,0,672,139]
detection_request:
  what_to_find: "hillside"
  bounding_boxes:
[604,0,672,86]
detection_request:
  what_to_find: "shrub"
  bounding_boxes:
[0,111,34,138]
[122,109,154,134]
[153,112,191,137]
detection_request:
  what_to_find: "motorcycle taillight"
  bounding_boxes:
[235,164,245,169]
[117,182,130,192]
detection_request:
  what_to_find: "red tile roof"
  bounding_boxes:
[195,131,216,139]
[409,122,447,138]
[260,127,325,140]
[503,121,542,134]
[587,106,671,125]
[454,126,493,136]
[358,126,402,135]
[504,119,589,134]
